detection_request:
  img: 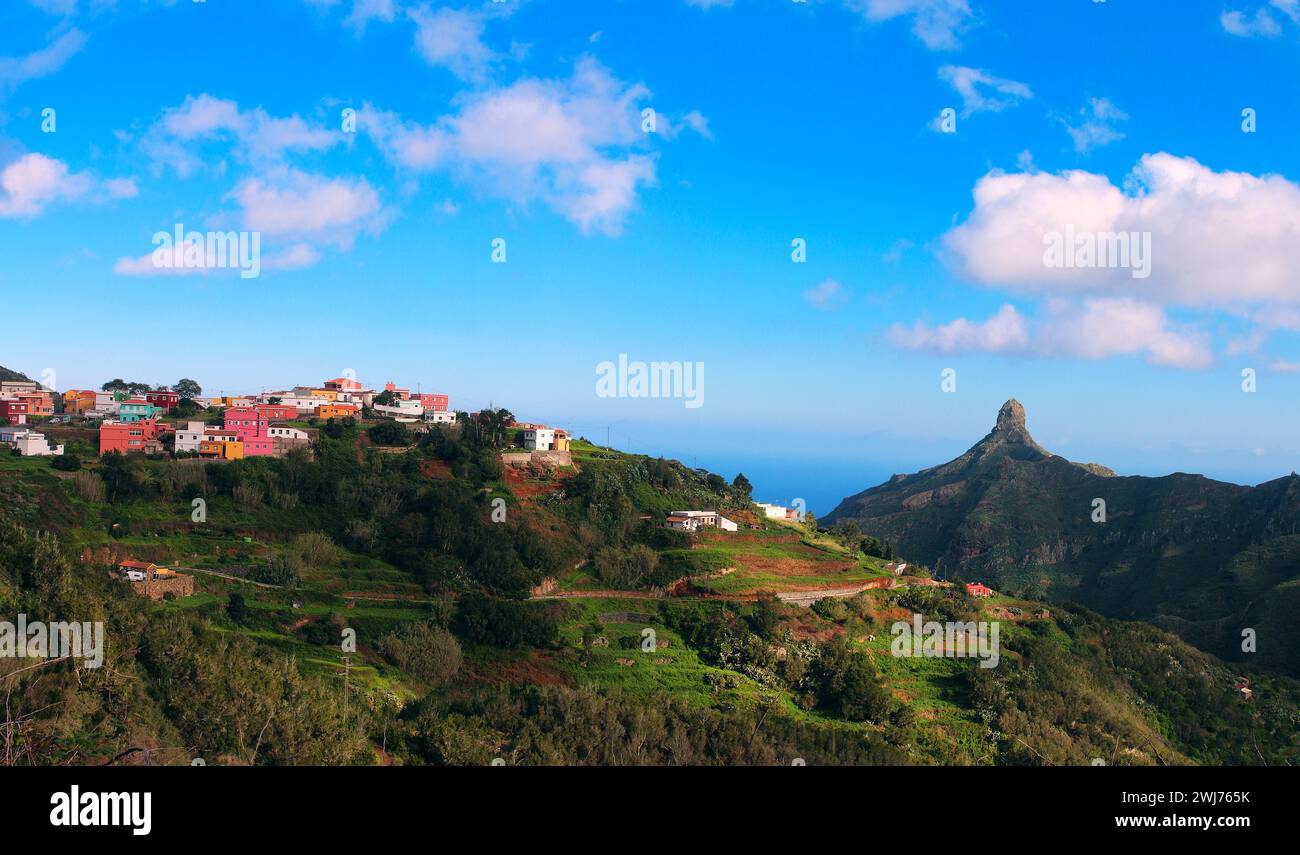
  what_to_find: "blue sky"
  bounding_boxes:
[3,0,1300,513]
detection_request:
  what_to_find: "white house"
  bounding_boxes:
[372,399,423,421]
[0,428,63,456]
[423,410,456,425]
[523,428,556,450]
[174,421,239,454]
[755,502,794,520]
[266,425,310,441]
[666,510,738,532]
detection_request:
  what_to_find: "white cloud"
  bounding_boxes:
[685,0,735,9]
[147,94,340,176]
[345,0,397,33]
[888,303,1029,354]
[804,278,848,310]
[360,58,665,234]
[1060,97,1127,153]
[231,170,386,248]
[0,152,131,218]
[938,65,1032,118]
[943,153,1300,307]
[887,300,1211,369]
[1221,7,1283,37]
[0,28,87,93]
[263,242,322,270]
[408,5,496,81]
[0,153,89,217]
[847,0,974,50]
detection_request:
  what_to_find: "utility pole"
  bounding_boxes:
[342,655,350,722]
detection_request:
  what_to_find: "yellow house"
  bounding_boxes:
[309,389,338,401]
[63,390,97,414]
[198,439,244,460]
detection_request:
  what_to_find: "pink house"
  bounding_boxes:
[223,408,274,455]
[416,393,449,412]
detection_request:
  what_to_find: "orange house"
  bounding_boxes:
[316,403,359,420]
[966,582,993,599]
[63,390,98,414]
[99,419,162,455]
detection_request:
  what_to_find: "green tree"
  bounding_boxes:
[174,378,202,399]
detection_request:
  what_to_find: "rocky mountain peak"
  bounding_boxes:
[996,399,1027,433]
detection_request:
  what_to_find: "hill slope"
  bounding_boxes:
[824,400,1300,675]
[0,364,33,383]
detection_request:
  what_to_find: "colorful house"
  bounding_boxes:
[118,399,163,423]
[417,393,449,412]
[199,439,244,460]
[0,398,30,425]
[256,404,297,421]
[145,390,180,410]
[174,422,240,454]
[323,376,363,393]
[966,582,993,599]
[100,419,162,455]
[63,390,98,414]
[316,403,359,420]
[14,391,53,417]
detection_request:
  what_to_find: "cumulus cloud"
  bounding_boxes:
[942,153,1300,307]
[231,169,386,248]
[938,65,1032,118]
[846,0,974,50]
[1060,97,1127,153]
[887,300,1211,369]
[359,57,667,234]
[0,152,132,218]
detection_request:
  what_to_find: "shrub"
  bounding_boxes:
[50,454,81,471]
[376,621,462,685]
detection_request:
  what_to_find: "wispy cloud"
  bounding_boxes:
[846,0,974,50]
[1060,97,1127,153]
[937,65,1032,118]
[0,28,87,95]
[804,278,848,310]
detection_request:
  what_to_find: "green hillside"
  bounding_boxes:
[1,414,1295,765]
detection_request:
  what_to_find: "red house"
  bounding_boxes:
[0,398,30,425]
[145,390,181,410]
[966,582,993,599]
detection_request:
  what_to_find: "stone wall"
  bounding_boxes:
[131,573,195,601]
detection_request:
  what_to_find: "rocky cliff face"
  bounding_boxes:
[824,400,1300,675]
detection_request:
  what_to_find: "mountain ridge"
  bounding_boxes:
[824,400,1300,676]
